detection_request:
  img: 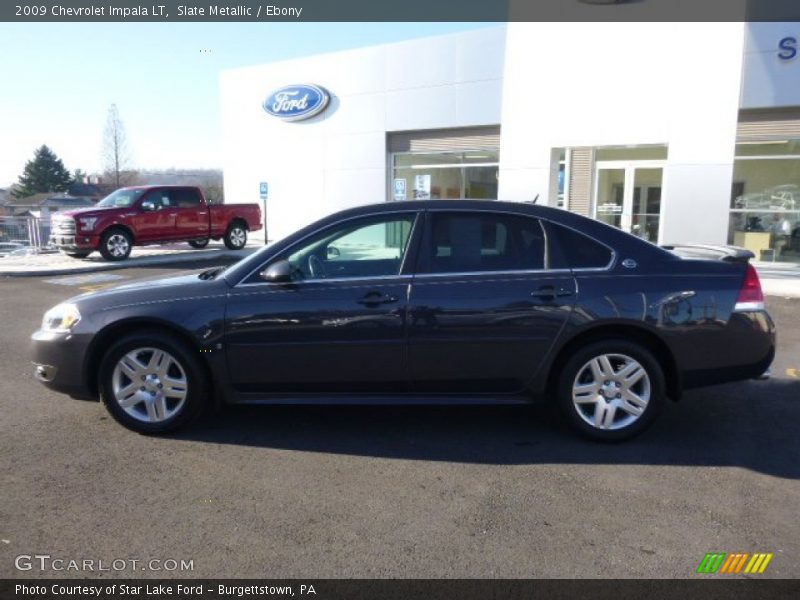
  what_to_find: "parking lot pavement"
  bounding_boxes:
[0,239,263,277]
[0,264,798,579]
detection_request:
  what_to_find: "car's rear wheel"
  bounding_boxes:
[223,222,247,250]
[188,239,210,249]
[99,331,208,434]
[556,339,664,442]
[99,228,132,261]
[62,251,91,259]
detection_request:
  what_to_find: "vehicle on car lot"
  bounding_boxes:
[48,185,262,261]
[31,200,776,441]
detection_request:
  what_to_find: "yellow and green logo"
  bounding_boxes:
[696,552,773,574]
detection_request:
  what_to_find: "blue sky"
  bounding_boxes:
[0,22,494,187]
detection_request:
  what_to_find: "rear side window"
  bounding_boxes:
[422,212,546,274]
[546,222,613,269]
[173,188,202,208]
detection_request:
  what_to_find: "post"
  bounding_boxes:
[259,181,269,245]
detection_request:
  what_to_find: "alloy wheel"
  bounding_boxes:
[106,233,130,258]
[571,353,651,431]
[111,347,188,423]
[229,227,246,248]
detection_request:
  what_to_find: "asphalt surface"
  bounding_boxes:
[1,261,798,579]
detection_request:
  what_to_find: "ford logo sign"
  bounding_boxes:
[263,84,330,122]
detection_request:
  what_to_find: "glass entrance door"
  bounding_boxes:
[631,168,662,243]
[594,162,664,243]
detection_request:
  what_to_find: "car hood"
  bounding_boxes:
[69,269,230,311]
[54,206,125,218]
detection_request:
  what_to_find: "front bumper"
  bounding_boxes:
[31,329,94,398]
[49,234,98,251]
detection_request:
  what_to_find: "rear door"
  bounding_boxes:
[173,187,208,239]
[407,210,577,393]
[224,211,420,394]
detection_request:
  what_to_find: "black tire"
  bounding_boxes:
[188,239,210,249]
[98,330,209,434]
[223,221,247,250]
[63,251,92,259]
[98,228,133,261]
[556,339,665,442]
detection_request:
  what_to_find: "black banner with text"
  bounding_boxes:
[3,579,800,600]
[2,0,800,23]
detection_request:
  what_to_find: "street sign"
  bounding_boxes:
[393,178,406,201]
[259,182,269,199]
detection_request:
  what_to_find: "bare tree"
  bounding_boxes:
[102,104,133,188]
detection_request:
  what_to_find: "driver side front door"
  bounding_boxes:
[224,212,420,396]
[131,189,177,242]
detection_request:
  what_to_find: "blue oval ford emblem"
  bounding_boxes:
[263,84,330,122]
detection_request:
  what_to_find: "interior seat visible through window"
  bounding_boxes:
[424,212,546,274]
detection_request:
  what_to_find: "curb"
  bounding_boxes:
[0,248,258,277]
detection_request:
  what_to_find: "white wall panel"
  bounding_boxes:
[498,22,746,245]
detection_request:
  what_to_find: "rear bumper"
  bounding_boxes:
[682,309,776,389]
[49,234,99,251]
[30,329,94,399]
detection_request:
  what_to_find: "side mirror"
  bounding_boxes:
[259,259,293,283]
[326,246,340,259]
[141,200,156,212]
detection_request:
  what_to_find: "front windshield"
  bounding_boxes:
[96,188,146,208]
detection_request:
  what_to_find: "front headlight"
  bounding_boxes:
[78,217,97,231]
[41,303,81,333]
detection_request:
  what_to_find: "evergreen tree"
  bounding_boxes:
[13,145,73,198]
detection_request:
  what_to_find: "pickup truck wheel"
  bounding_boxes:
[188,239,210,249]
[556,339,664,442]
[223,223,247,250]
[62,251,92,259]
[99,228,132,261]
[99,330,208,434]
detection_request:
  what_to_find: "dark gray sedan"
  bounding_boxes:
[31,201,775,441]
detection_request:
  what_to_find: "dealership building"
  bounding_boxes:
[221,22,800,262]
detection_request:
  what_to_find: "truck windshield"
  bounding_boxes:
[97,189,146,208]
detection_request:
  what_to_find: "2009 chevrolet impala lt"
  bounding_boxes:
[31,201,776,441]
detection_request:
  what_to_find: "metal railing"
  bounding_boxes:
[0,216,51,249]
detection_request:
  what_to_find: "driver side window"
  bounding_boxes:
[282,213,416,281]
[142,190,172,210]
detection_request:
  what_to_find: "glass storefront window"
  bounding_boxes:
[729,141,800,262]
[391,150,499,201]
[591,145,667,243]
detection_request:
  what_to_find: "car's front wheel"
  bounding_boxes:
[99,228,133,261]
[188,239,210,249]
[99,331,208,434]
[556,339,664,442]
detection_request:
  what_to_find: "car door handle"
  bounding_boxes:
[531,286,573,299]
[357,292,398,306]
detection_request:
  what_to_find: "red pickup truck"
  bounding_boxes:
[49,185,262,261]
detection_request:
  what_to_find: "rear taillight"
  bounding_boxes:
[734,264,765,311]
